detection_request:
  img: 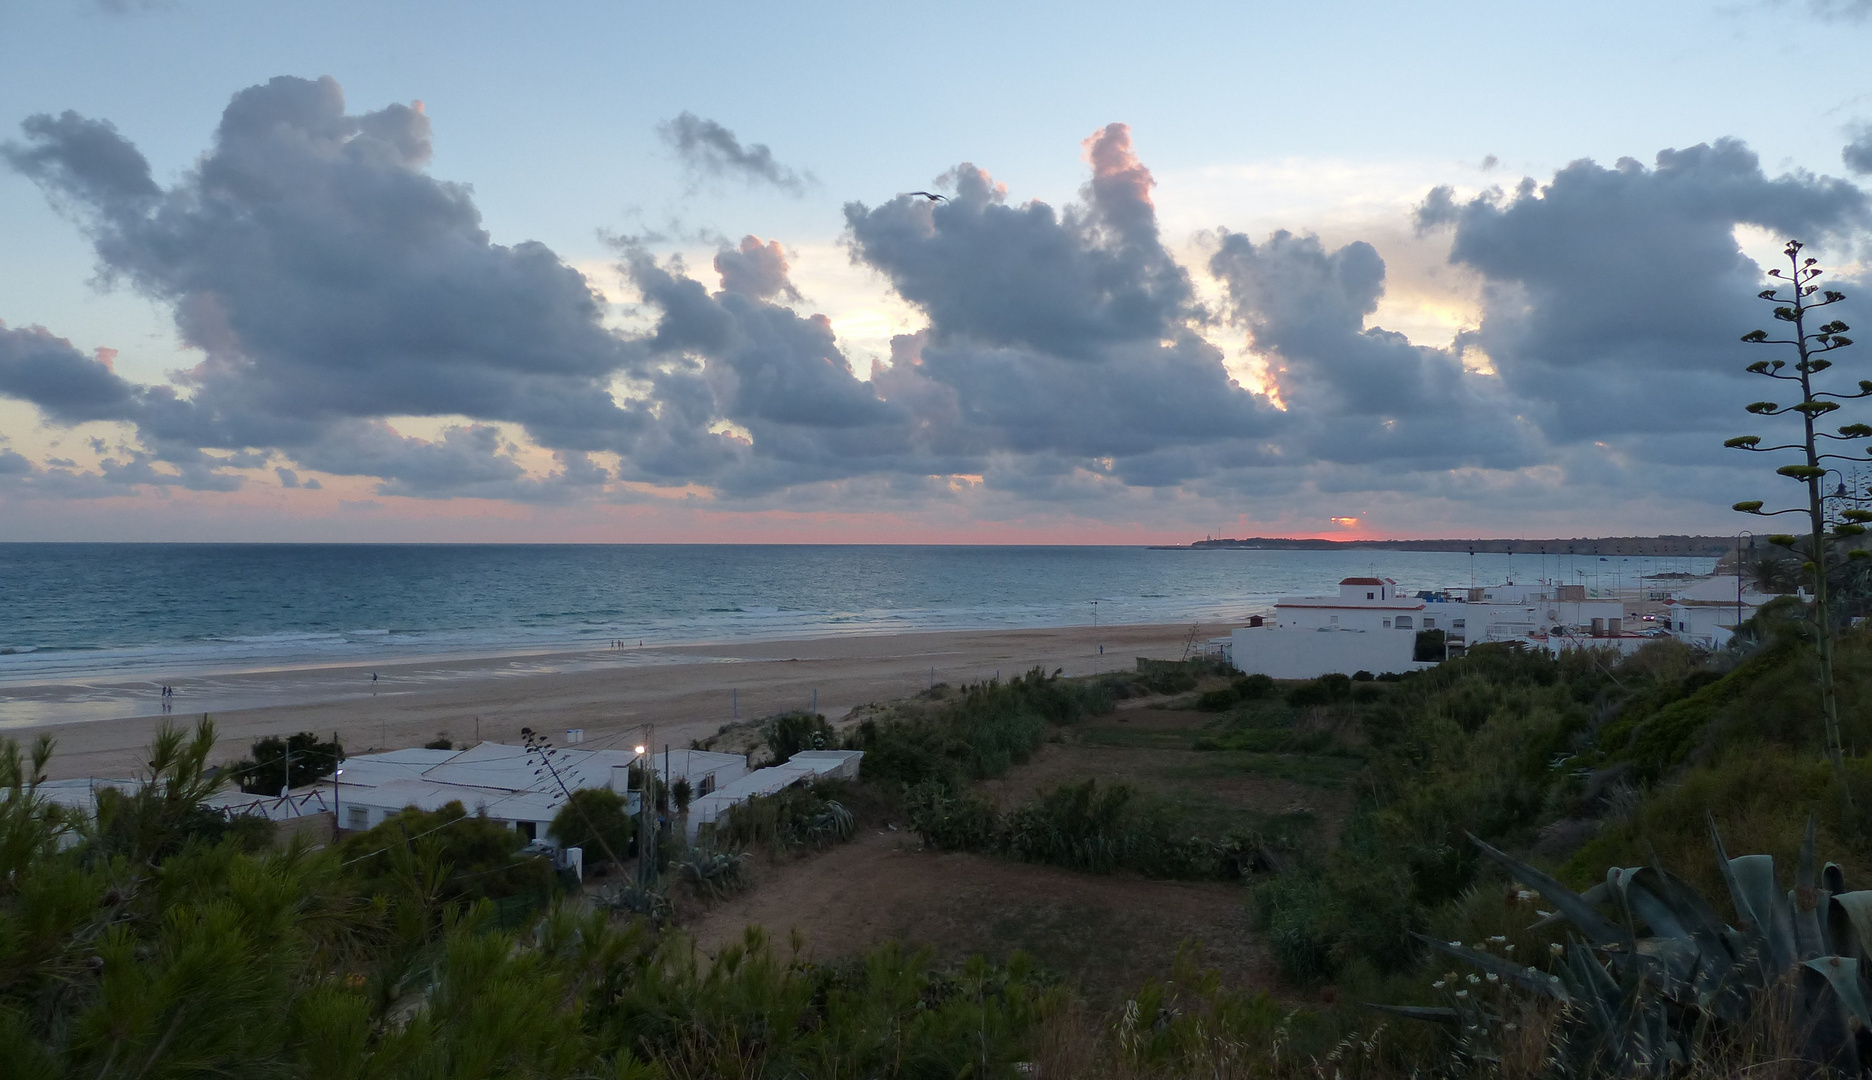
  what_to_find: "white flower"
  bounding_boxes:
[1488,935,1507,944]
[1455,990,1469,999]
[1432,980,1446,989]
[1515,890,1534,902]
[1549,942,1564,955]
[1466,974,1481,984]
[1503,945,1515,954]
[1485,973,1500,983]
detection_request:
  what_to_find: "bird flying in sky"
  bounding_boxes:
[908,191,948,202]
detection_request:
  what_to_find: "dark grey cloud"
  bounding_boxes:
[847,124,1195,359]
[619,243,921,495]
[658,112,811,195]
[4,75,652,495]
[1846,123,1872,175]
[0,322,140,424]
[1208,230,1531,469]
[1420,139,1869,442]
[838,123,1279,490]
[713,236,799,301]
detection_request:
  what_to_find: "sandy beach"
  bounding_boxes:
[13,622,1229,781]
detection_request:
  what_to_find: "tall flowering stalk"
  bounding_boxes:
[1729,240,1864,781]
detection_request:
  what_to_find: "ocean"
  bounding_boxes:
[0,543,1716,690]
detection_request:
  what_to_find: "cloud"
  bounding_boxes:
[847,124,1196,359]
[6,76,1872,534]
[0,322,141,424]
[658,112,811,194]
[5,75,650,495]
[713,236,800,302]
[91,0,176,14]
[839,123,1280,490]
[1847,123,1872,175]
[1422,139,1869,443]
[1208,230,1531,469]
[1807,0,1872,20]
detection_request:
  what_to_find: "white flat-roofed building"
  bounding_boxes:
[301,740,748,843]
[687,749,865,840]
[1662,575,1780,648]
[1269,577,1434,633]
[1232,577,1436,679]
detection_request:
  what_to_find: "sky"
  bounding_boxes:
[3,0,1872,543]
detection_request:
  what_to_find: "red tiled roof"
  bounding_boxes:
[1340,577,1385,585]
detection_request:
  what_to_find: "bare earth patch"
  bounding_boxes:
[981,707,1356,846]
[681,686,1359,1004]
[683,828,1270,1006]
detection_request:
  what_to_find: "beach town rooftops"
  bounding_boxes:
[1277,576,1422,609]
[296,740,750,836]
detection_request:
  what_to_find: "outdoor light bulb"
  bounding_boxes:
[634,745,647,755]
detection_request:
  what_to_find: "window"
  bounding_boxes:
[517,821,538,841]
[1382,618,1392,629]
[347,806,369,830]
[1329,615,1339,627]
[1452,619,1466,631]
[1366,591,1375,600]
[1423,617,1436,629]
[1394,616,1414,630]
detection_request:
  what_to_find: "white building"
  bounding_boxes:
[1231,578,1439,679]
[687,748,865,840]
[1662,575,1779,648]
[1231,576,1663,678]
[305,741,749,844]
[1451,585,1628,654]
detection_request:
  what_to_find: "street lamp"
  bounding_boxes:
[331,768,345,840]
[632,735,655,884]
[1735,531,1754,631]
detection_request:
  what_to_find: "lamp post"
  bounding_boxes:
[331,768,344,840]
[1736,530,1754,629]
[633,731,654,885]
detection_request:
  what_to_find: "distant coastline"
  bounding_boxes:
[1149,535,1737,557]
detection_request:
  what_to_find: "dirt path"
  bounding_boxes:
[683,828,1270,1005]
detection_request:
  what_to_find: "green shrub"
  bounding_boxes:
[549,787,632,866]
[338,801,556,903]
[762,711,834,761]
[853,668,1107,791]
[1286,672,1351,707]
[708,780,857,855]
[231,731,344,795]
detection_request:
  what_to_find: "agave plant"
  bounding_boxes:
[676,846,751,900]
[1379,819,1872,1076]
[596,879,674,922]
[798,800,855,847]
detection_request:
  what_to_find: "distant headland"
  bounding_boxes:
[1149,535,1737,557]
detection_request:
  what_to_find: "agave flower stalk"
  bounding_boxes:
[1728,240,1864,782]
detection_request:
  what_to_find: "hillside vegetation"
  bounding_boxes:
[5,613,1872,1077]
